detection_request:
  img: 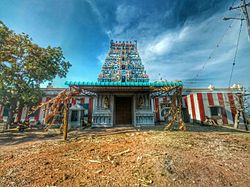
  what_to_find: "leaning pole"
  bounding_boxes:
[63,103,69,141]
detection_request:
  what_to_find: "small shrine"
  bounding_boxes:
[65,40,183,127]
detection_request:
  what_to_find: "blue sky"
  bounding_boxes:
[0,0,249,89]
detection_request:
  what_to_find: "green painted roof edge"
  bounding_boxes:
[65,81,183,87]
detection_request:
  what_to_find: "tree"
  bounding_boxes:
[0,21,71,126]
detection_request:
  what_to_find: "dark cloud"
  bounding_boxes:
[0,0,249,89]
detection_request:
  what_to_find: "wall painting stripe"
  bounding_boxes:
[207,93,214,106]
[193,94,201,121]
[217,93,228,124]
[187,95,193,122]
[88,97,93,123]
[228,93,236,122]
[197,93,205,121]
[190,94,196,121]
[223,94,233,124]
[154,98,160,122]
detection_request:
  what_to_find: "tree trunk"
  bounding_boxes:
[63,104,69,141]
[16,105,23,122]
[6,103,17,129]
[234,111,239,129]
[242,111,249,131]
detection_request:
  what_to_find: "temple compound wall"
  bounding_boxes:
[0,87,245,128]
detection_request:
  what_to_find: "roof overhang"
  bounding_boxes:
[65,81,183,93]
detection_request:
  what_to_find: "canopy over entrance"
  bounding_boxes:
[65,81,183,93]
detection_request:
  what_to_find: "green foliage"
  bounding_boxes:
[0,21,71,121]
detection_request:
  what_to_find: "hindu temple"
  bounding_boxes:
[1,40,245,129]
[65,40,182,127]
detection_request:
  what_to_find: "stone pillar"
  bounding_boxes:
[133,95,136,126]
[78,110,81,127]
[110,95,114,126]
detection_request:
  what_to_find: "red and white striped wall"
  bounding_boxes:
[0,96,94,123]
[0,93,244,126]
[184,93,244,125]
[69,96,93,122]
[154,96,172,121]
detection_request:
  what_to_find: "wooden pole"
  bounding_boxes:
[234,111,239,129]
[63,103,68,141]
[241,0,250,39]
[178,87,186,130]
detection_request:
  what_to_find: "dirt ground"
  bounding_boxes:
[0,124,249,187]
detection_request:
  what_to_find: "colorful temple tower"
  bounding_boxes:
[92,40,154,127]
[98,40,149,83]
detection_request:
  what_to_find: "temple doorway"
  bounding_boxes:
[115,96,132,126]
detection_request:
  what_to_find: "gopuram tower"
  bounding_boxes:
[98,40,149,82]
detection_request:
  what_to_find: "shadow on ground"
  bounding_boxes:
[0,128,61,146]
[140,123,250,133]
[0,123,249,146]
[73,123,249,138]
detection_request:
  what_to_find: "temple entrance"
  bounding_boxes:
[115,97,132,126]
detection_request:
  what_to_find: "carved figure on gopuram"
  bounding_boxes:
[98,40,149,82]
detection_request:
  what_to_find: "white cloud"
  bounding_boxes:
[97,52,106,66]
[113,4,138,35]
[147,34,172,55]
[85,0,103,25]
[143,26,190,57]
[115,4,137,24]
[85,0,109,35]
[193,48,235,71]
[101,2,250,88]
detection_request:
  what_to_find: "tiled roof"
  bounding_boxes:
[65,81,183,87]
